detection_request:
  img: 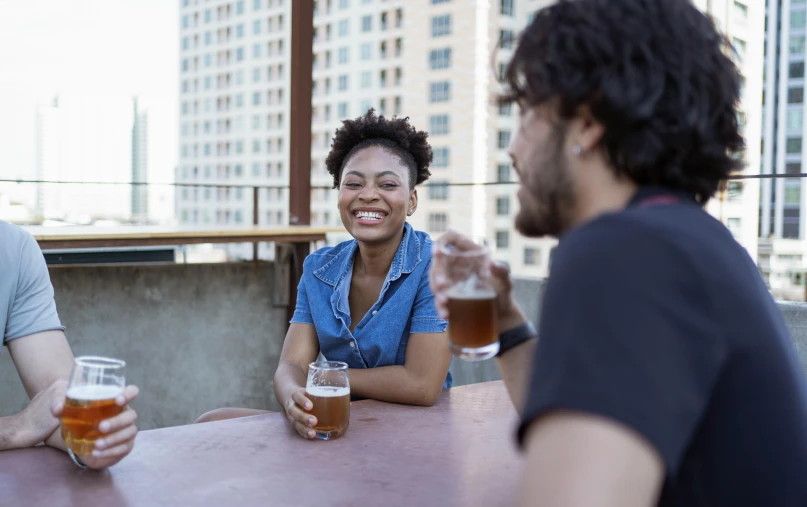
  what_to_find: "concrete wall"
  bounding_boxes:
[4,269,807,431]
[0,262,287,431]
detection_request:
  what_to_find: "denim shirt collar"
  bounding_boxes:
[312,222,422,288]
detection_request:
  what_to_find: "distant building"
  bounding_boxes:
[132,98,149,221]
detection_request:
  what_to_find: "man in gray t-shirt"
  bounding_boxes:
[0,221,139,469]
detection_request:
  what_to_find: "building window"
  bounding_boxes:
[497,163,511,182]
[338,74,349,90]
[787,137,803,154]
[432,15,451,37]
[791,61,805,79]
[500,29,515,49]
[428,213,448,232]
[496,196,510,215]
[339,0,349,8]
[498,130,511,149]
[732,37,746,63]
[523,248,540,266]
[791,35,805,55]
[428,182,449,200]
[361,71,372,88]
[362,15,372,32]
[236,47,244,61]
[433,147,450,167]
[361,43,372,60]
[793,10,807,29]
[338,102,348,118]
[429,81,451,102]
[790,88,804,104]
[788,109,804,132]
[429,48,451,69]
[429,114,450,135]
[253,43,261,58]
[496,230,510,249]
[786,182,802,205]
[727,181,743,202]
[733,1,747,23]
[500,0,514,16]
[339,19,349,37]
[431,0,450,3]
[338,47,349,64]
[499,102,512,116]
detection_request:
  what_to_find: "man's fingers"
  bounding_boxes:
[95,424,138,450]
[116,385,140,406]
[99,408,138,434]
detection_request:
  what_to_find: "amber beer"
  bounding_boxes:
[305,386,350,440]
[447,288,500,360]
[61,385,124,455]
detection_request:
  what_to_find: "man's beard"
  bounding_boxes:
[514,135,575,238]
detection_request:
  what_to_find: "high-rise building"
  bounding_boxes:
[758,0,807,298]
[35,95,134,223]
[132,98,149,221]
[176,0,762,274]
[693,0,763,265]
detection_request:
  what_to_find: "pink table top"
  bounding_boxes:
[0,381,522,507]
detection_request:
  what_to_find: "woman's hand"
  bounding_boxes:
[283,388,318,440]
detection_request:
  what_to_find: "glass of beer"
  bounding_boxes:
[441,239,499,361]
[61,356,125,456]
[305,361,350,440]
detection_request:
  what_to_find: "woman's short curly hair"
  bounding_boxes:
[500,0,745,203]
[325,109,433,189]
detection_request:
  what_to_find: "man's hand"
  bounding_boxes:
[5,379,67,449]
[52,385,140,470]
[431,230,527,331]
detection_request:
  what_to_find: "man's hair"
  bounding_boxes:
[500,0,745,202]
[325,109,433,189]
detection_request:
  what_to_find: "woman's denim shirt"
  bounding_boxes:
[290,222,452,387]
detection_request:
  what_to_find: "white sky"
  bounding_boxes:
[0,0,178,199]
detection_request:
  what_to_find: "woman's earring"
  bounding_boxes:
[572,144,583,156]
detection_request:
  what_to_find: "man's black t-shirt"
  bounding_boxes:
[519,186,807,506]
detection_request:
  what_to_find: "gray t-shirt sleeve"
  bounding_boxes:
[5,231,64,343]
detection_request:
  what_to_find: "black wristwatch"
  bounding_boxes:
[496,321,538,357]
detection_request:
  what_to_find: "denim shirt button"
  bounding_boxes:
[372,310,377,315]
[349,341,356,348]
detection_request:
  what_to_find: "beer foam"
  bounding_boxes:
[447,287,496,299]
[66,385,123,401]
[305,386,350,398]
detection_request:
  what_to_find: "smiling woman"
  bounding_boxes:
[195,110,453,439]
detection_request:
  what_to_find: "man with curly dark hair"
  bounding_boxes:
[430,1,807,505]
[197,110,453,436]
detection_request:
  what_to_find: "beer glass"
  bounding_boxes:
[305,361,350,440]
[440,239,499,361]
[61,356,125,456]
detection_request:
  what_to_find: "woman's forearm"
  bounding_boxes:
[349,366,443,406]
[273,361,308,407]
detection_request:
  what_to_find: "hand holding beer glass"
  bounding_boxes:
[56,356,139,469]
[435,237,500,361]
[305,361,350,440]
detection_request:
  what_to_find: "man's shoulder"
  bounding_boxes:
[0,220,33,245]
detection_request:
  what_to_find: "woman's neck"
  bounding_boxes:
[353,228,405,277]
